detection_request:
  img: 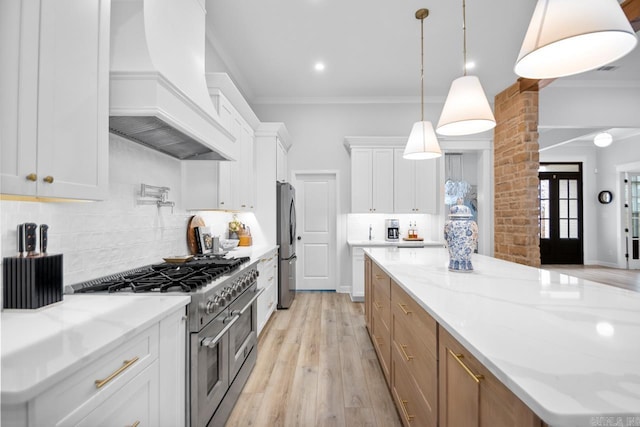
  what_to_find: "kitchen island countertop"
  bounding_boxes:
[1,294,190,404]
[364,247,640,427]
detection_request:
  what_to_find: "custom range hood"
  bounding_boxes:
[109,0,236,161]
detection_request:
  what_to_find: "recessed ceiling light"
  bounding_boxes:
[593,132,613,147]
[314,62,325,72]
[465,61,476,70]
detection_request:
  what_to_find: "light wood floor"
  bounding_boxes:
[542,265,640,293]
[226,292,402,427]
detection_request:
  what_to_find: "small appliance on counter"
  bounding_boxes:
[385,219,400,242]
[3,223,63,309]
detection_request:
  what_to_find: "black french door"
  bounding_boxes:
[539,165,584,264]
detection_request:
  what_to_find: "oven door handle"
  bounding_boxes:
[232,288,265,316]
[201,315,240,348]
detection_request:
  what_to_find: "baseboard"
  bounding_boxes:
[350,294,364,303]
[337,284,351,294]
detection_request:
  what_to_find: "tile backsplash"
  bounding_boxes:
[0,135,239,291]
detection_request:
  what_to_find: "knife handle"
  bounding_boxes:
[40,224,49,254]
[25,222,37,254]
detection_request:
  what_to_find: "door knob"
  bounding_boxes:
[297,236,302,240]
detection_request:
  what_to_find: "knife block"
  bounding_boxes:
[2,254,63,309]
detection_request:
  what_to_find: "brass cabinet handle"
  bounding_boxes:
[375,274,384,279]
[94,357,139,389]
[241,204,246,208]
[399,399,415,422]
[400,344,414,361]
[26,173,37,181]
[448,349,484,383]
[128,422,140,427]
[42,175,54,184]
[397,303,412,315]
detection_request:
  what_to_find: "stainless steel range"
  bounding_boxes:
[67,255,262,427]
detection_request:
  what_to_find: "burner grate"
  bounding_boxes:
[70,257,250,294]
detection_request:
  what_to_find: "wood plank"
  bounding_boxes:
[622,0,640,31]
[228,292,401,426]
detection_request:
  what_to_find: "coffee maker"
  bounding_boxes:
[385,219,400,242]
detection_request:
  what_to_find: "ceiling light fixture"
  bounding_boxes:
[515,0,638,79]
[403,8,442,160]
[593,132,613,147]
[314,62,325,72]
[436,0,496,137]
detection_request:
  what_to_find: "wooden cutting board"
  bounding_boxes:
[187,215,206,255]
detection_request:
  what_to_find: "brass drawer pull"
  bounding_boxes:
[375,274,384,280]
[397,303,412,315]
[128,422,140,427]
[373,301,382,310]
[399,399,415,422]
[400,344,414,361]
[94,356,139,389]
[26,173,37,181]
[43,175,54,184]
[448,349,484,383]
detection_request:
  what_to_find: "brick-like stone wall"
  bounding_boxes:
[493,82,540,267]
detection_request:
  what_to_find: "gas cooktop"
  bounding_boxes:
[68,257,250,294]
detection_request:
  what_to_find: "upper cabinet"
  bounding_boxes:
[346,138,441,214]
[393,148,439,214]
[0,0,110,200]
[182,74,259,211]
[350,148,394,213]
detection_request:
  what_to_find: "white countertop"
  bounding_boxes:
[1,295,190,404]
[230,244,278,262]
[347,239,443,247]
[364,247,640,427]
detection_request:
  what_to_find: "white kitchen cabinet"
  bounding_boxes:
[237,124,256,211]
[276,138,288,182]
[351,246,366,301]
[255,123,292,245]
[8,305,186,427]
[257,248,278,335]
[393,148,439,214]
[0,0,109,201]
[350,148,394,213]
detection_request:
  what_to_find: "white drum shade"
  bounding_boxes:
[515,0,637,79]
[403,121,442,160]
[593,132,613,147]
[436,75,496,136]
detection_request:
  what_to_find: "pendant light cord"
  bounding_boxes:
[462,0,467,76]
[420,15,425,122]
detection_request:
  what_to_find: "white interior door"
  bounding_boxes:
[626,172,640,269]
[294,172,337,290]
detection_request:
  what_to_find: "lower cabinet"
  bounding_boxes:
[351,246,366,301]
[257,249,278,335]
[9,306,186,427]
[366,258,542,427]
[439,327,542,427]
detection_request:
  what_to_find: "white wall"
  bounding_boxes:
[0,135,247,294]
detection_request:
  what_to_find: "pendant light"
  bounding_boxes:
[436,0,496,136]
[403,8,442,160]
[515,0,638,79]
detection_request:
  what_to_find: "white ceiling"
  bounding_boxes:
[205,0,640,146]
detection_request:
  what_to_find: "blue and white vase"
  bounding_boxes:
[444,201,478,272]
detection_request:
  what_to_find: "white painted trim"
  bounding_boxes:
[616,161,640,172]
[251,95,447,105]
[205,73,261,130]
[255,122,292,150]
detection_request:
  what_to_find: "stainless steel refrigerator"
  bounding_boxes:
[277,182,297,309]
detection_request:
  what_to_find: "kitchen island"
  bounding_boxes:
[365,247,640,427]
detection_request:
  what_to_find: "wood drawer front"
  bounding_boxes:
[371,312,391,383]
[392,282,437,359]
[371,281,390,330]
[392,315,437,419]
[439,327,542,427]
[32,323,159,426]
[372,263,391,300]
[392,344,435,427]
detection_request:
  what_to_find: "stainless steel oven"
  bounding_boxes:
[190,280,262,427]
